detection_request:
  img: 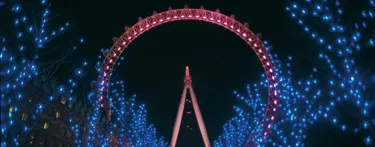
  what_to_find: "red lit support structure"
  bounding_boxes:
[170,66,211,147]
[97,5,280,145]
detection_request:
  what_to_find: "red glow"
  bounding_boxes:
[171,67,211,147]
[97,7,280,145]
[185,66,190,77]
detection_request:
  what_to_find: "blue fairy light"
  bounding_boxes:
[216,0,374,146]
[1,0,88,146]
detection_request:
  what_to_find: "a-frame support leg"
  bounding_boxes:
[189,85,211,147]
[170,86,188,147]
[170,66,211,147]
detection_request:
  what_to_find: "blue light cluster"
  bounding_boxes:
[1,0,86,146]
[86,49,168,146]
[3,0,373,146]
[215,0,374,146]
[86,50,108,146]
[62,61,90,147]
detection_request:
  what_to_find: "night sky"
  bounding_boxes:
[47,0,373,146]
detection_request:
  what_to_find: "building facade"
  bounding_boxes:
[5,73,129,147]
[5,74,95,147]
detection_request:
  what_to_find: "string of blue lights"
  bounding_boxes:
[1,0,86,146]
[86,49,169,146]
[2,0,374,146]
[214,0,374,146]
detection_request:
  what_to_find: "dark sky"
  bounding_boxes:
[58,0,294,145]
[52,0,373,146]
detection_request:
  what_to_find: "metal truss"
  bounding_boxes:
[97,5,279,146]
